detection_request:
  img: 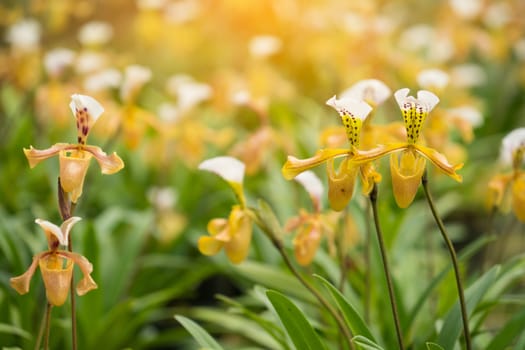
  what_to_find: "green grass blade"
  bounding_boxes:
[266,290,326,350]
[175,315,224,350]
[437,265,500,349]
[426,342,444,350]
[352,335,384,350]
[314,274,375,342]
[485,307,525,350]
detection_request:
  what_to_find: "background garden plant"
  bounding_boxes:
[1,0,525,349]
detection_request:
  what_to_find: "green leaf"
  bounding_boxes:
[426,342,444,350]
[266,290,326,350]
[352,335,384,350]
[314,274,375,342]
[175,315,224,350]
[233,261,315,303]
[0,323,31,339]
[486,307,525,350]
[437,265,500,349]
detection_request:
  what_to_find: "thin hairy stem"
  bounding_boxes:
[337,209,350,292]
[37,302,53,350]
[369,184,404,350]
[58,178,78,350]
[422,172,471,350]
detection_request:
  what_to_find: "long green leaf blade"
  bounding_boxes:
[175,315,224,350]
[352,335,384,350]
[314,274,375,342]
[266,290,326,350]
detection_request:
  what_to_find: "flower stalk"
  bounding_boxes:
[369,184,404,350]
[422,171,471,350]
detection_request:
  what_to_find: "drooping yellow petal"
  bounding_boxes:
[293,223,322,266]
[390,151,426,208]
[487,173,512,209]
[413,144,463,182]
[198,236,225,256]
[39,254,74,306]
[512,174,525,222]
[207,218,228,237]
[327,157,359,211]
[282,148,350,180]
[82,145,125,174]
[23,143,75,169]
[60,251,98,296]
[10,252,48,295]
[359,162,382,195]
[224,210,252,264]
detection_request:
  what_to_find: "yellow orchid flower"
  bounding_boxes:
[488,128,525,221]
[352,88,463,208]
[23,94,124,202]
[10,217,97,306]
[283,95,381,211]
[197,156,253,264]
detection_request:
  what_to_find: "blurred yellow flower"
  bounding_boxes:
[488,128,525,221]
[197,156,252,264]
[23,94,124,202]
[10,217,97,306]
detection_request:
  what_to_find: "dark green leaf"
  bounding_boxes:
[175,315,224,350]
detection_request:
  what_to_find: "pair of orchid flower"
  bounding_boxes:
[284,88,463,210]
[11,94,124,305]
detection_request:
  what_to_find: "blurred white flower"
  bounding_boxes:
[448,106,483,127]
[166,74,212,111]
[165,0,201,23]
[199,156,245,185]
[449,0,482,20]
[120,65,152,102]
[417,68,450,90]
[75,52,107,74]
[249,35,282,58]
[450,64,487,88]
[500,128,525,167]
[340,79,391,106]
[147,186,177,211]
[83,68,122,93]
[157,102,181,123]
[78,21,114,46]
[44,48,76,77]
[230,90,251,106]
[294,171,323,205]
[514,39,525,61]
[137,0,167,10]
[399,25,454,63]
[483,2,511,29]
[6,19,41,52]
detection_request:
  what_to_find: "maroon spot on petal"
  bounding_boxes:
[77,136,82,143]
[82,126,89,136]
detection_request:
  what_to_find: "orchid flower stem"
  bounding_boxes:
[364,201,372,323]
[421,171,471,350]
[44,302,52,350]
[369,184,404,350]
[35,302,52,350]
[58,178,78,350]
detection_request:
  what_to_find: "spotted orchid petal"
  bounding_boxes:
[326,96,373,146]
[70,94,104,144]
[394,88,439,143]
[10,252,48,295]
[282,148,350,180]
[82,145,125,174]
